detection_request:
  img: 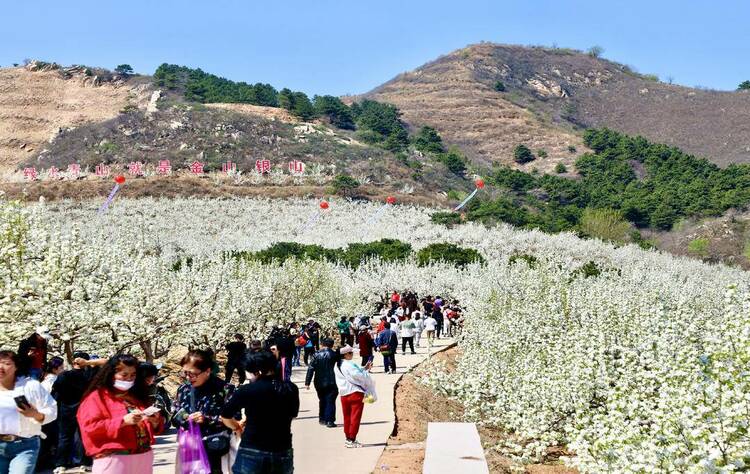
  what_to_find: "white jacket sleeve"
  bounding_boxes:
[27,379,57,425]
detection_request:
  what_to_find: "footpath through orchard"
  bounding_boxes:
[152,337,454,474]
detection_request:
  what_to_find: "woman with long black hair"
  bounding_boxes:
[76,354,163,474]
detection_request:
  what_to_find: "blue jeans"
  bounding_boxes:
[0,436,40,474]
[383,353,396,372]
[316,385,338,423]
[292,347,301,366]
[232,447,293,474]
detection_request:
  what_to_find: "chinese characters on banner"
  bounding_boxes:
[288,160,305,175]
[18,160,311,181]
[23,167,38,181]
[156,160,171,176]
[67,163,81,178]
[255,159,271,174]
[222,161,236,174]
[128,162,144,176]
[95,163,110,177]
[190,161,204,174]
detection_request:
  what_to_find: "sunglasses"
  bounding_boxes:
[181,369,207,379]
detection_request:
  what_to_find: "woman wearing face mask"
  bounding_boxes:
[0,350,57,474]
[76,354,163,474]
[172,349,236,474]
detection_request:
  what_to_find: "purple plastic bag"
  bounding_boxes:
[177,419,211,474]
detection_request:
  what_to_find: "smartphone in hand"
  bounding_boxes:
[141,405,160,417]
[14,395,31,410]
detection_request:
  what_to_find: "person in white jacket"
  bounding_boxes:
[0,350,58,474]
[334,346,376,449]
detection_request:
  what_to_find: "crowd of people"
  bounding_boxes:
[0,291,461,474]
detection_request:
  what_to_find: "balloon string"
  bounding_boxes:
[453,188,479,211]
[98,184,120,214]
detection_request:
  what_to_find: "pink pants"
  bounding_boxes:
[341,392,365,441]
[92,450,154,474]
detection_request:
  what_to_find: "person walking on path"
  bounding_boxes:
[0,350,57,474]
[337,317,351,348]
[423,313,438,351]
[432,305,444,339]
[357,327,374,369]
[220,350,299,474]
[413,312,424,348]
[375,323,398,374]
[304,338,339,428]
[173,349,236,474]
[334,346,376,449]
[51,352,94,473]
[225,334,247,385]
[399,315,417,355]
[77,354,163,474]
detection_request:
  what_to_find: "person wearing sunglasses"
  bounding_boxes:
[172,349,237,474]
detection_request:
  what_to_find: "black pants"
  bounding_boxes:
[56,403,85,468]
[340,333,348,347]
[401,336,415,354]
[204,440,224,474]
[316,385,338,423]
[304,347,315,365]
[225,359,245,384]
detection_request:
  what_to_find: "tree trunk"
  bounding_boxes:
[63,340,74,365]
[140,340,154,363]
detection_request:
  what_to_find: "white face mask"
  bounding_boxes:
[113,379,135,391]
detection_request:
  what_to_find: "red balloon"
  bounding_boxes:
[475,178,485,189]
[114,175,126,184]
[386,196,396,205]
[319,201,329,210]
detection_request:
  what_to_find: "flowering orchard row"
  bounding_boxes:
[13,158,317,182]
[3,196,750,471]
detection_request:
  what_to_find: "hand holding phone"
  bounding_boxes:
[142,405,160,417]
[14,395,30,410]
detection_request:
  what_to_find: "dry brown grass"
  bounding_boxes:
[363,46,585,174]
[365,42,750,167]
[0,66,151,170]
[0,175,451,208]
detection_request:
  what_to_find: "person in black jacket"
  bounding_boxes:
[225,333,247,384]
[51,352,93,471]
[220,350,299,474]
[304,338,339,427]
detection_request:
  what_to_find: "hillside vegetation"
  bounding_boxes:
[366,42,750,168]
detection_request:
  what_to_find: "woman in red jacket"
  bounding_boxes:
[77,354,163,474]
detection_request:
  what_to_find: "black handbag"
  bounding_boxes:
[203,432,230,456]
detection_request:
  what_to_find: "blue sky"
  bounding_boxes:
[2,0,748,95]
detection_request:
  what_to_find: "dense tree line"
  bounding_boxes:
[440,128,750,236]
[224,239,483,268]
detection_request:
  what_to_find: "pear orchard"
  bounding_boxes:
[2,196,749,472]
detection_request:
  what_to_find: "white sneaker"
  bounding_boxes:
[53,468,67,474]
[349,440,363,448]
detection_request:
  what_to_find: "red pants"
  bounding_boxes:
[340,392,365,440]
